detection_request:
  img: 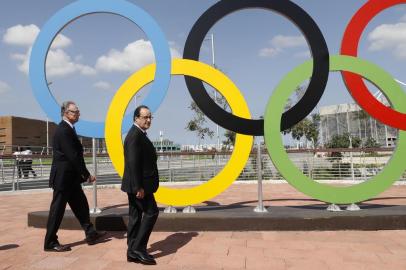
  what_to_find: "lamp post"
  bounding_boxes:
[395,78,406,87]
[205,34,220,151]
[46,82,53,155]
[159,130,164,153]
[46,118,49,155]
[134,94,141,108]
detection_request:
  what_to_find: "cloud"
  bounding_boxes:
[293,51,311,59]
[46,49,96,76]
[95,39,181,73]
[368,22,406,59]
[271,35,307,48]
[2,24,71,49]
[259,47,280,57]
[11,47,96,77]
[93,81,112,90]
[4,24,94,77]
[259,35,307,58]
[0,80,11,93]
[10,48,30,74]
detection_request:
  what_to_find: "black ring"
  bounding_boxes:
[183,0,329,135]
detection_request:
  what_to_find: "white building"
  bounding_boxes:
[319,97,398,147]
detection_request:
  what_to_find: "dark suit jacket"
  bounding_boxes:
[49,121,90,190]
[121,125,159,194]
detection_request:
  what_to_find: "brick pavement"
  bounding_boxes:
[1,182,406,269]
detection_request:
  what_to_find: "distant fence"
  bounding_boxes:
[1,145,405,191]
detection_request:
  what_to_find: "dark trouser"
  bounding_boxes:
[127,193,159,252]
[44,184,95,248]
[22,161,36,178]
[16,161,23,178]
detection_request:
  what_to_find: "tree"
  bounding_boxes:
[185,101,214,142]
[283,84,320,148]
[186,88,231,146]
[327,132,361,148]
[364,137,379,148]
[326,132,361,157]
[283,113,320,148]
[222,129,235,150]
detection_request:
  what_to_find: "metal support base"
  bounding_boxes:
[164,206,177,213]
[346,203,361,211]
[254,205,269,213]
[90,208,102,214]
[326,204,342,212]
[182,206,196,214]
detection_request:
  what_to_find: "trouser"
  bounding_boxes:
[16,161,23,178]
[44,184,95,248]
[127,193,159,252]
[22,161,36,178]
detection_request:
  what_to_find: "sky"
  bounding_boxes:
[0,0,405,145]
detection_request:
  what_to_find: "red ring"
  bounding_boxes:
[341,0,406,130]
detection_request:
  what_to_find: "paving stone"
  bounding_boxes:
[1,183,406,269]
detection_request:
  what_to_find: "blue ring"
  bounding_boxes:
[29,0,171,138]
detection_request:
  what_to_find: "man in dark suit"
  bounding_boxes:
[122,105,159,265]
[44,101,105,252]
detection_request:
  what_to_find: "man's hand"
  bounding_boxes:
[136,188,145,199]
[88,175,96,183]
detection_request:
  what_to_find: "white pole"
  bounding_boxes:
[90,138,101,214]
[254,138,268,212]
[160,131,163,152]
[46,81,52,156]
[395,79,406,86]
[347,108,355,181]
[211,34,215,68]
[209,34,220,151]
[46,117,49,155]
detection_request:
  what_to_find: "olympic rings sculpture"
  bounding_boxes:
[30,0,406,206]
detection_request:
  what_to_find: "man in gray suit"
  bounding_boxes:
[122,105,159,265]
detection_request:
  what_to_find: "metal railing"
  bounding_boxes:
[1,146,405,192]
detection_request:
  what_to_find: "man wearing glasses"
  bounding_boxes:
[122,105,159,265]
[44,101,105,252]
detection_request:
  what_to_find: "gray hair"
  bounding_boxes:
[61,101,76,117]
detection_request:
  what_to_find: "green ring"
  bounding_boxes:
[264,55,406,204]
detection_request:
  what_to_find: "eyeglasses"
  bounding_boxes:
[138,115,153,120]
[67,110,80,114]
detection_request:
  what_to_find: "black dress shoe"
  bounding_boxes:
[126,255,140,263]
[145,252,155,260]
[137,248,155,260]
[85,231,106,245]
[127,250,156,265]
[44,244,71,252]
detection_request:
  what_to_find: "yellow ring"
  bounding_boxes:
[105,59,253,206]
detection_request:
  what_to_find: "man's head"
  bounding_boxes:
[61,101,80,124]
[134,105,152,131]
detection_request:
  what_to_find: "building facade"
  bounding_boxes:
[151,139,181,152]
[319,102,398,147]
[0,116,93,154]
